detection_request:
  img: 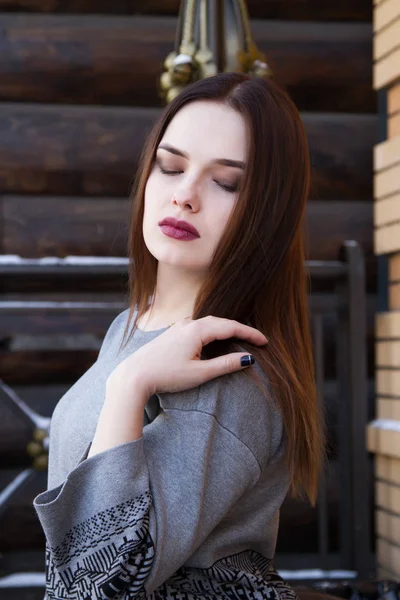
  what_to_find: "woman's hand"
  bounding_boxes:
[106,316,269,400]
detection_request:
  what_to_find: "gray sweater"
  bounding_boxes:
[33,308,296,600]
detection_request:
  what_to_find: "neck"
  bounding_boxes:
[139,263,205,330]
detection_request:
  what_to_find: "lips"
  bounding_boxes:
[158,217,200,237]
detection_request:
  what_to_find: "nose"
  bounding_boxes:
[171,178,200,212]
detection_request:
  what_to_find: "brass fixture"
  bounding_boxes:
[160,0,272,103]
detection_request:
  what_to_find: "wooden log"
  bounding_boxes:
[0,349,98,385]
[303,200,373,268]
[0,307,124,338]
[1,275,127,294]
[0,0,373,22]
[304,114,375,201]
[1,262,128,293]
[0,15,374,113]
[1,196,375,282]
[0,324,375,385]
[3,196,130,257]
[0,103,158,197]
[0,105,376,199]
[0,293,377,385]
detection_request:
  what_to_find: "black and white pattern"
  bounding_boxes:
[44,491,297,600]
[152,550,299,600]
[45,491,154,599]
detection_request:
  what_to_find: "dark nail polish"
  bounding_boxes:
[241,355,255,367]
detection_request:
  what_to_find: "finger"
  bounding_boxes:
[194,352,256,382]
[195,316,269,348]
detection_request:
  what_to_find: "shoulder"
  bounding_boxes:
[159,360,284,471]
[98,308,131,358]
[199,362,284,469]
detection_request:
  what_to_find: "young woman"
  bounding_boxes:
[34,72,324,600]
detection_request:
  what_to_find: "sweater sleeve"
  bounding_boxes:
[33,404,262,599]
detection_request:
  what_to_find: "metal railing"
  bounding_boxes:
[275,241,372,578]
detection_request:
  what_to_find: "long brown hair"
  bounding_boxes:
[120,72,324,505]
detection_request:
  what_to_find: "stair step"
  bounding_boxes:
[0,14,374,112]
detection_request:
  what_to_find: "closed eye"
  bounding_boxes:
[215,180,239,193]
[159,166,183,176]
[157,159,239,193]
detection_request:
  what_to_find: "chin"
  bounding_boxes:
[154,247,209,271]
[144,230,211,270]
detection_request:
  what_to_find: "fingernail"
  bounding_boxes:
[241,355,255,367]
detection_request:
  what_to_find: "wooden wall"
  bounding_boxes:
[0,0,378,374]
[367,0,400,581]
[0,2,376,270]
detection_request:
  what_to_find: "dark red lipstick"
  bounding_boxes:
[158,217,200,241]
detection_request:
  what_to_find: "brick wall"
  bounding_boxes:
[367,0,400,580]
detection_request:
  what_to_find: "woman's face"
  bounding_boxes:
[142,100,248,273]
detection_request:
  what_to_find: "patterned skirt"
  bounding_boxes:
[147,550,299,600]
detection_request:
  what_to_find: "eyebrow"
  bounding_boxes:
[157,143,246,170]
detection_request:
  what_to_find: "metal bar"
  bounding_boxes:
[0,256,346,278]
[0,297,340,315]
[199,0,208,50]
[341,241,371,577]
[1,291,124,302]
[0,301,126,311]
[181,0,197,47]
[0,468,36,519]
[335,268,353,568]
[313,313,329,566]
[0,259,129,276]
[175,0,186,53]
[0,381,49,429]
[306,262,347,278]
